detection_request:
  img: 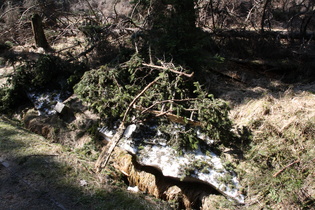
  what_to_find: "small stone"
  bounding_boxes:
[54,102,65,114]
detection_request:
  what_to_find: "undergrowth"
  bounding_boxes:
[0,54,87,112]
[231,91,315,209]
[74,54,250,151]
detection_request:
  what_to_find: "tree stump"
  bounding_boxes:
[31,14,51,51]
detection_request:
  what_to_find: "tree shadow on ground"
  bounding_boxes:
[0,117,168,210]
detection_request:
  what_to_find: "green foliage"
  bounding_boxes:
[75,54,246,150]
[0,84,16,112]
[74,65,133,127]
[0,55,87,112]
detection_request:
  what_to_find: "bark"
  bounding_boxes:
[31,14,51,51]
[261,0,272,32]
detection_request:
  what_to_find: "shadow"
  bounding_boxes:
[135,1,315,110]
[0,118,167,210]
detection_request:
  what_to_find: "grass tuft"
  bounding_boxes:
[231,91,315,209]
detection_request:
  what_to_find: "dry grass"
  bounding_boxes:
[230,90,315,209]
[0,115,170,210]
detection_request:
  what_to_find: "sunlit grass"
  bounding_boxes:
[0,115,169,210]
[231,91,315,209]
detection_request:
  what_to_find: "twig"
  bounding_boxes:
[140,98,198,114]
[95,76,162,172]
[135,105,202,127]
[122,76,161,122]
[273,159,300,177]
[18,4,40,25]
[130,0,141,20]
[142,63,194,78]
[83,0,100,23]
[56,42,81,53]
[0,7,21,20]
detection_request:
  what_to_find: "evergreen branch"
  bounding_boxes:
[95,76,162,172]
[122,76,162,122]
[140,98,199,114]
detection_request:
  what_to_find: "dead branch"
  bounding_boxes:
[56,42,81,53]
[66,44,96,62]
[140,98,198,114]
[122,76,161,122]
[95,77,162,172]
[95,123,125,172]
[83,0,100,23]
[273,159,300,177]
[135,105,202,127]
[209,68,246,84]
[142,63,194,78]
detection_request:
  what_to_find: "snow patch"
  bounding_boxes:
[27,91,67,115]
[100,123,245,204]
[124,124,137,138]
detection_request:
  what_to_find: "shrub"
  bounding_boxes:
[74,54,248,150]
[0,54,87,112]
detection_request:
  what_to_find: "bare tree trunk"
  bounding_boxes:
[210,0,216,30]
[300,11,315,39]
[261,0,271,32]
[31,14,51,51]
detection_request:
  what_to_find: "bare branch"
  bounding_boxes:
[135,105,202,127]
[95,76,163,172]
[142,63,194,78]
[273,159,300,177]
[140,98,198,114]
[122,76,162,122]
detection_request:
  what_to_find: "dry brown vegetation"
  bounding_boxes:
[231,89,315,209]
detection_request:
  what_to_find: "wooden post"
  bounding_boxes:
[31,14,51,51]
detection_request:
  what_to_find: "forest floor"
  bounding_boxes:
[0,116,170,210]
[1,28,314,209]
[1,62,314,209]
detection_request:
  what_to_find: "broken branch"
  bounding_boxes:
[273,159,300,177]
[123,76,161,122]
[95,76,162,172]
[140,98,198,114]
[142,63,194,78]
[135,105,202,127]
